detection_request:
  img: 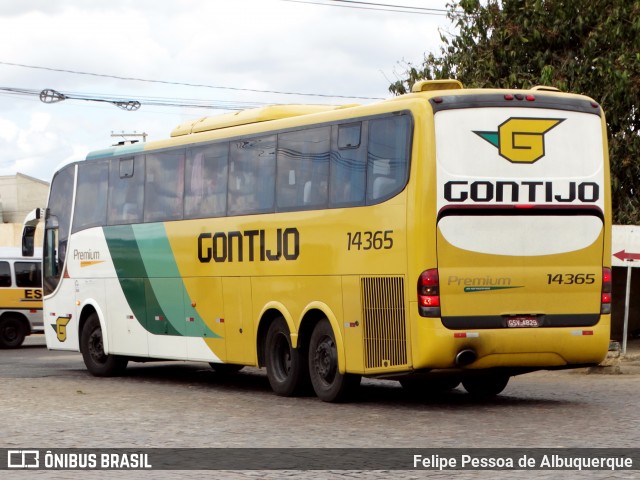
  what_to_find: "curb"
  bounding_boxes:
[586,346,640,375]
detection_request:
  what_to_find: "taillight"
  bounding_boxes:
[601,267,612,314]
[418,268,441,317]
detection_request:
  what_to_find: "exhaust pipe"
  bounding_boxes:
[455,349,477,366]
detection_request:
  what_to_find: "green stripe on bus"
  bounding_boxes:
[86,143,145,160]
[104,224,219,339]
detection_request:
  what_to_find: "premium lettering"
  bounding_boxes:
[448,276,511,286]
[73,249,100,261]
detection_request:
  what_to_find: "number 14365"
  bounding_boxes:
[347,230,394,251]
[546,273,595,285]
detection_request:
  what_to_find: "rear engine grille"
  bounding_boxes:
[361,276,407,369]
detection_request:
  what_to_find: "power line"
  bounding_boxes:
[0,86,276,111]
[280,0,449,15]
[327,0,448,13]
[0,61,384,101]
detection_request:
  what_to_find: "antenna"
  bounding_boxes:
[110,131,148,145]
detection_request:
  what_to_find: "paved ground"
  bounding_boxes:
[1,335,638,480]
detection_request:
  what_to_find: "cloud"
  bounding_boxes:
[0,111,62,178]
[0,0,452,181]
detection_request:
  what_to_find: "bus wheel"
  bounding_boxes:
[209,363,244,374]
[309,319,360,402]
[0,316,26,349]
[462,374,509,398]
[80,313,128,377]
[265,317,308,396]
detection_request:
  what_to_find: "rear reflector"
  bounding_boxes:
[454,332,479,338]
[601,267,612,314]
[572,330,594,336]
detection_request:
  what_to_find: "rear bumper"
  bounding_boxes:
[409,303,610,370]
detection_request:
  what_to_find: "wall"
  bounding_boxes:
[0,173,48,248]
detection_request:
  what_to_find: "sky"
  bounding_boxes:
[0,0,454,183]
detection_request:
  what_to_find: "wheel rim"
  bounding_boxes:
[313,335,337,386]
[88,327,107,364]
[272,332,292,381]
[3,325,18,342]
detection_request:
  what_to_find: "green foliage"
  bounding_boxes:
[390,0,640,224]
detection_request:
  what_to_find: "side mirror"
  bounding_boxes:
[22,226,36,257]
[21,208,41,257]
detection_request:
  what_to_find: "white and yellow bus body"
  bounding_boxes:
[34,80,610,400]
[0,247,43,348]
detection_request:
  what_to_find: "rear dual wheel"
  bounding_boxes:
[264,317,360,402]
[265,317,310,396]
[308,319,360,402]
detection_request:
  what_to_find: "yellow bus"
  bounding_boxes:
[0,247,43,348]
[23,80,611,401]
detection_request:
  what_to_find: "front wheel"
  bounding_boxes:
[308,319,360,402]
[80,313,128,377]
[265,317,309,396]
[0,316,26,349]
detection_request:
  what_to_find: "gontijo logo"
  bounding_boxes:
[474,117,565,163]
[53,316,71,342]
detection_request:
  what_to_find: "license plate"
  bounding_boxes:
[506,316,539,328]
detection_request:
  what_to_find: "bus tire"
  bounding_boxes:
[309,319,360,402]
[80,313,128,377]
[265,317,309,396]
[0,315,26,349]
[462,374,509,398]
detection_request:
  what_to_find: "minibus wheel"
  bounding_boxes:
[0,315,26,349]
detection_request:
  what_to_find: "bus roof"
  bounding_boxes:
[170,104,355,137]
[82,80,596,161]
[86,141,145,161]
[0,246,41,260]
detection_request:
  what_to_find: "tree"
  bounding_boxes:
[390,0,640,224]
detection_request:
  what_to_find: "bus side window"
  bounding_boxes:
[367,115,411,204]
[185,143,229,219]
[276,126,330,211]
[228,136,276,216]
[43,165,74,296]
[144,151,185,222]
[108,156,144,225]
[330,122,367,207]
[0,261,10,287]
[73,161,108,233]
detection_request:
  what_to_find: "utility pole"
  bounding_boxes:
[111,131,148,145]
